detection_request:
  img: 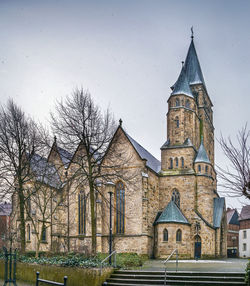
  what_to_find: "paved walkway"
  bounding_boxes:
[142,258,248,272]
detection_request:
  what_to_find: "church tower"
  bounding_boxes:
[155,34,226,259]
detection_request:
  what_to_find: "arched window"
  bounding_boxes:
[176,98,180,107]
[116,182,125,234]
[175,116,179,128]
[27,224,30,241]
[176,229,182,242]
[185,99,190,108]
[205,166,208,174]
[169,158,173,169]
[175,157,178,168]
[181,157,184,168]
[198,165,201,172]
[163,229,168,241]
[78,191,86,234]
[41,225,46,242]
[172,189,180,208]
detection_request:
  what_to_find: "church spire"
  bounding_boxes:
[194,137,210,164]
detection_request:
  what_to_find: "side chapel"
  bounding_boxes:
[13,36,227,258]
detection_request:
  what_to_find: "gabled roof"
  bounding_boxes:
[227,209,239,225]
[155,200,190,225]
[194,138,210,164]
[57,146,73,168]
[125,132,161,173]
[171,67,194,98]
[213,197,225,228]
[30,153,62,189]
[0,203,12,216]
[239,205,250,221]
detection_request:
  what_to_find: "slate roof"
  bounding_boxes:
[0,203,12,216]
[30,153,62,189]
[194,138,211,164]
[213,197,225,228]
[227,209,239,225]
[171,67,194,97]
[171,39,206,95]
[239,205,250,221]
[57,146,73,168]
[155,200,190,225]
[161,138,195,150]
[125,132,161,173]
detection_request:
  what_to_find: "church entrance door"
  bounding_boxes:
[194,235,201,259]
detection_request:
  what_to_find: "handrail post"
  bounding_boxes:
[163,249,178,286]
[36,271,40,286]
[64,276,68,286]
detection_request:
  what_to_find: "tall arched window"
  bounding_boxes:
[41,225,46,242]
[176,98,180,107]
[175,157,178,168]
[170,158,173,169]
[205,166,208,174]
[185,99,190,108]
[176,229,182,242]
[78,191,86,234]
[27,224,31,241]
[181,157,184,168]
[175,116,179,128]
[163,229,168,241]
[116,182,125,234]
[198,165,201,172]
[172,189,180,207]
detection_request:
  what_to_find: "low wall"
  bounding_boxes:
[0,260,113,286]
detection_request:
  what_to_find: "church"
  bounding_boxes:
[13,36,227,259]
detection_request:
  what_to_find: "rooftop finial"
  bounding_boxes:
[181,61,184,67]
[119,118,123,127]
[191,26,194,40]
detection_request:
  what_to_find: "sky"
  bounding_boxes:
[0,0,249,209]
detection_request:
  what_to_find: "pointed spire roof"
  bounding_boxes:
[171,38,207,93]
[195,137,210,164]
[171,67,194,98]
[156,200,190,225]
[183,39,206,88]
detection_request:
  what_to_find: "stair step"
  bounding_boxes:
[104,281,246,286]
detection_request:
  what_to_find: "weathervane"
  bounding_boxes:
[191,26,194,40]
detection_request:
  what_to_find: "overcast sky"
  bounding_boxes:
[0,0,249,209]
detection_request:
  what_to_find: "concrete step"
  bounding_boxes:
[109,274,245,282]
[104,282,246,286]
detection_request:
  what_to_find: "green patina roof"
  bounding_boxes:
[156,200,190,225]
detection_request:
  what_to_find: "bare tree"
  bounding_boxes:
[217,125,250,200]
[51,88,136,255]
[0,99,47,253]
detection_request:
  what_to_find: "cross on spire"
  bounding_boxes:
[191,26,194,40]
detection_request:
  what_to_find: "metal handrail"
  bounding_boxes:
[163,249,178,286]
[100,250,117,274]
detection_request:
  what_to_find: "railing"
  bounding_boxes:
[163,249,178,286]
[3,247,17,286]
[36,272,67,286]
[100,250,117,274]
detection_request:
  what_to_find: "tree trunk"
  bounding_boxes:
[89,181,96,256]
[18,190,26,254]
[36,239,40,258]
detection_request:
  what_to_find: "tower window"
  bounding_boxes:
[198,165,201,172]
[185,99,190,108]
[181,157,184,168]
[172,189,180,207]
[116,182,125,234]
[175,157,178,168]
[205,166,208,174]
[170,158,173,169]
[176,229,182,242]
[176,98,180,107]
[78,191,86,234]
[163,229,168,241]
[175,116,179,128]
